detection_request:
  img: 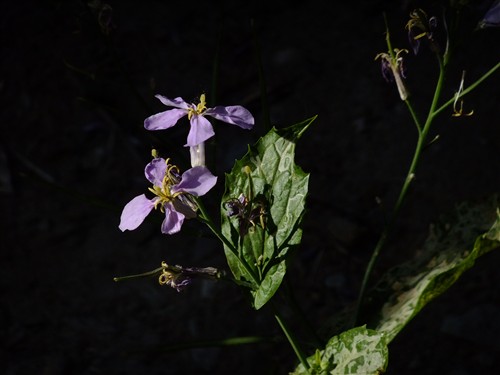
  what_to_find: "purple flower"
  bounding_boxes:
[119,156,217,235]
[406,9,438,55]
[144,94,254,147]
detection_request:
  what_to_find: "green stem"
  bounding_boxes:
[113,266,164,282]
[194,197,259,285]
[433,61,500,117]
[406,100,423,134]
[354,56,448,326]
[274,308,311,372]
[354,60,499,325]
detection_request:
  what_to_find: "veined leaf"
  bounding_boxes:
[291,326,388,375]
[294,197,499,374]
[221,116,315,309]
[365,196,500,343]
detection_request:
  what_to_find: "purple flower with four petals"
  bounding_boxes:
[119,155,217,235]
[144,94,254,147]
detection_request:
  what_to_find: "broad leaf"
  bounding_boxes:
[221,116,315,309]
[292,326,388,375]
[294,197,499,375]
[364,196,500,343]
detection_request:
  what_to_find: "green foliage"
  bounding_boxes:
[367,196,500,343]
[221,116,316,309]
[291,326,388,375]
[293,197,499,374]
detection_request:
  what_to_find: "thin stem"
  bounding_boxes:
[354,55,448,326]
[274,308,311,372]
[405,100,423,135]
[113,266,164,282]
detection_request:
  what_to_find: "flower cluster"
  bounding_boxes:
[119,94,254,235]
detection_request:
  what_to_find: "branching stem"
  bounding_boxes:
[353,35,499,325]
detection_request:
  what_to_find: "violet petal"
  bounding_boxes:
[185,115,215,147]
[161,202,185,234]
[172,166,217,196]
[408,30,421,55]
[119,194,155,231]
[145,158,167,186]
[155,95,189,109]
[380,59,394,82]
[144,108,187,130]
[205,105,254,129]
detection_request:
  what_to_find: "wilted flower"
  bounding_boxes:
[119,152,217,234]
[158,261,222,292]
[375,48,409,101]
[406,9,439,55]
[224,193,267,236]
[144,94,254,147]
[158,264,192,292]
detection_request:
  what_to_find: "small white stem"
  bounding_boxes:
[190,142,206,167]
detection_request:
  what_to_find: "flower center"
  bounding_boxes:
[148,160,184,212]
[187,94,207,120]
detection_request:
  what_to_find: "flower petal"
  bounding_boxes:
[161,202,185,234]
[185,115,215,147]
[155,95,189,109]
[119,194,155,231]
[145,158,167,186]
[144,108,187,130]
[205,105,254,129]
[172,166,217,196]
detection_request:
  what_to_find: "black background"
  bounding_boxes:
[2,0,500,374]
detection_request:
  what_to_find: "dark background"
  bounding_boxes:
[2,0,500,374]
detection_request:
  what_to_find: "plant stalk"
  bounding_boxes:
[274,309,311,372]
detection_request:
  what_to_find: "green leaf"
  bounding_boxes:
[363,196,500,343]
[252,259,287,310]
[291,326,388,375]
[221,116,316,309]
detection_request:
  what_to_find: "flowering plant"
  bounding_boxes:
[114,4,500,374]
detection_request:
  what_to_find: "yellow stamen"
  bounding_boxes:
[147,158,186,211]
[197,93,207,113]
[187,94,207,120]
